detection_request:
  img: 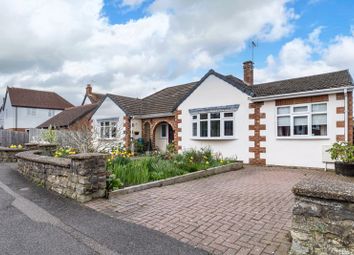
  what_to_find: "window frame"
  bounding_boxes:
[161,124,167,138]
[191,111,236,140]
[98,119,118,139]
[276,102,328,139]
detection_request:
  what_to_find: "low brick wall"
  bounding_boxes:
[16,150,107,202]
[0,147,26,162]
[290,178,354,255]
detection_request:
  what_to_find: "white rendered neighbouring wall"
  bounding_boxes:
[262,94,339,168]
[91,97,126,147]
[3,96,61,129]
[178,74,251,163]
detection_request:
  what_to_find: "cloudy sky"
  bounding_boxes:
[0,0,353,105]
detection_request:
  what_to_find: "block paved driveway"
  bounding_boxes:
[87,166,332,255]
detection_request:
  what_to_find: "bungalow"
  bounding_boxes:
[38,104,98,130]
[0,87,73,131]
[89,62,354,168]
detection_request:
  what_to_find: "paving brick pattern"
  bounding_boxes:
[86,166,333,255]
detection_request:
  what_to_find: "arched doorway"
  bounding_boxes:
[153,122,174,152]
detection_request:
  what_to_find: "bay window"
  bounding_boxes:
[191,111,235,139]
[276,103,328,138]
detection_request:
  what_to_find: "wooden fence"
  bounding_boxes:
[0,130,29,147]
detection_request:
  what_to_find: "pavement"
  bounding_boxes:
[87,165,334,255]
[0,163,207,255]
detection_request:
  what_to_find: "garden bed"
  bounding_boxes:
[107,147,242,195]
[111,161,243,196]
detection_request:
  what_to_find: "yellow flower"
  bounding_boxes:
[206,161,209,165]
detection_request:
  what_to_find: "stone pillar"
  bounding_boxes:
[70,153,107,203]
[290,178,354,255]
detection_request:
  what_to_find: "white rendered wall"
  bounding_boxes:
[178,74,251,162]
[263,94,340,168]
[91,97,125,146]
[16,107,61,129]
[131,118,142,140]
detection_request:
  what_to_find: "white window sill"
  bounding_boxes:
[191,137,237,141]
[276,136,330,140]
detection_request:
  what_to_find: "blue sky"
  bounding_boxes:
[102,0,354,79]
[1,0,354,104]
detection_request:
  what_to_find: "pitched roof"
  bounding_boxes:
[38,104,97,128]
[141,82,197,115]
[107,94,142,116]
[82,92,104,104]
[251,70,353,97]
[95,69,353,117]
[6,87,73,109]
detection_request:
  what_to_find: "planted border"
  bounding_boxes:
[111,161,243,196]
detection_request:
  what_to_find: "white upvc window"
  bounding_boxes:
[276,103,328,138]
[99,120,118,139]
[191,112,235,139]
[48,109,55,117]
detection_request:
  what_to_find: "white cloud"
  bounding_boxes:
[0,0,297,104]
[121,0,146,8]
[255,27,354,83]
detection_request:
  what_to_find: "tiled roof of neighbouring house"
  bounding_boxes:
[38,104,98,128]
[251,70,353,97]
[84,92,105,104]
[6,87,73,109]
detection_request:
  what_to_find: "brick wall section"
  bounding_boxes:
[142,116,178,150]
[336,92,353,143]
[123,116,131,148]
[175,110,182,151]
[275,95,328,106]
[348,92,353,143]
[249,102,266,165]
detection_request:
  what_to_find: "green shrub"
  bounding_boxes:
[328,142,354,163]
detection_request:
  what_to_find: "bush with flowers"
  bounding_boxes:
[53,147,78,158]
[9,144,23,149]
[106,146,236,190]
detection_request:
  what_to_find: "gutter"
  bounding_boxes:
[250,86,354,102]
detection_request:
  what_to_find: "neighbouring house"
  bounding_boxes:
[81,84,104,105]
[86,61,353,169]
[0,87,73,131]
[37,104,98,130]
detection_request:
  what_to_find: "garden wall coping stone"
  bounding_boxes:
[293,178,354,203]
[16,150,71,168]
[111,161,243,197]
[290,176,354,255]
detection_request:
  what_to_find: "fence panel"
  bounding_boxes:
[0,130,29,147]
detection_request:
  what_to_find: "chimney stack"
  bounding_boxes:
[243,61,254,85]
[86,84,92,95]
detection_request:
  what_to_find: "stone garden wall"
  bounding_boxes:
[0,147,26,162]
[290,178,354,255]
[16,150,107,202]
[0,143,58,162]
